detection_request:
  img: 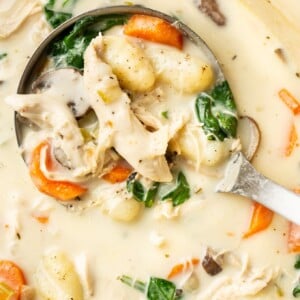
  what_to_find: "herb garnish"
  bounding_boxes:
[48,14,128,69]
[162,171,190,206]
[126,173,159,208]
[195,80,238,141]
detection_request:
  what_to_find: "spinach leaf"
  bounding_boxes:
[161,172,190,206]
[119,275,182,300]
[0,53,7,60]
[48,14,128,69]
[295,255,300,269]
[147,277,177,300]
[126,173,159,208]
[195,80,238,141]
[211,80,236,110]
[293,284,300,297]
[44,0,75,28]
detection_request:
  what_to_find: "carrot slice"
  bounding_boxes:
[243,202,274,238]
[167,258,200,279]
[124,14,183,49]
[285,123,298,157]
[0,260,26,300]
[288,222,300,253]
[29,141,87,201]
[102,164,132,184]
[278,88,300,115]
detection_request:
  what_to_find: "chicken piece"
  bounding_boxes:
[83,34,172,182]
[0,0,41,38]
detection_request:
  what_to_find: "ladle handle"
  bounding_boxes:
[217,152,300,225]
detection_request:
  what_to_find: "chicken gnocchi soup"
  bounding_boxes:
[1,1,300,299]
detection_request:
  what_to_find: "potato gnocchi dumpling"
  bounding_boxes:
[101,35,156,92]
[144,44,215,93]
[34,251,84,300]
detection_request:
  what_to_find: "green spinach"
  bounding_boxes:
[119,275,182,300]
[126,173,159,208]
[295,255,300,269]
[44,0,75,28]
[0,53,7,60]
[162,171,190,206]
[195,81,238,141]
[48,14,128,69]
[293,284,300,297]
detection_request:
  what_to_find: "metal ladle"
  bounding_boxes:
[14,5,300,224]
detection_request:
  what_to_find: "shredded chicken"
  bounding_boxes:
[198,255,280,300]
[0,0,42,38]
[84,34,173,182]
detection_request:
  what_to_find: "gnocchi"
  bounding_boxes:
[144,44,215,93]
[101,35,156,92]
[34,251,84,300]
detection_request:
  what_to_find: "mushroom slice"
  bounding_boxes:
[32,68,90,118]
[237,116,261,161]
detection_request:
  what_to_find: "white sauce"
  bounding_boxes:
[0,0,300,299]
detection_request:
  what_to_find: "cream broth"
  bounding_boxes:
[1,0,300,299]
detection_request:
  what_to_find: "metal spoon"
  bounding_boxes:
[217,152,300,225]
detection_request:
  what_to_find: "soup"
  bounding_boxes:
[0,0,300,299]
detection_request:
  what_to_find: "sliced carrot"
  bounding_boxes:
[124,14,183,49]
[33,215,49,224]
[292,188,300,194]
[285,123,298,157]
[167,258,200,279]
[29,141,87,201]
[278,88,300,115]
[102,164,132,184]
[0,260,26,300]
[288,222,300,253]
[243,202,274,238]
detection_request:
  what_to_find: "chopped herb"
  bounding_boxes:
[161,111,169,119]
[161,172,190,206]
[48,14,128,69]
[294,255,300,269]
[126,173,159,208]
[0,53,7,60]
[293,284,300,297]
[195,80,238,141]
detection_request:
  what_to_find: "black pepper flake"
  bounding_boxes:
[16,232,21,240]
[296,73,300,78]
[232,54,237,60]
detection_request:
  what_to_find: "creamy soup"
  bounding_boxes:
[1,0,300,299]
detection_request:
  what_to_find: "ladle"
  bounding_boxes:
[13,5,300,224]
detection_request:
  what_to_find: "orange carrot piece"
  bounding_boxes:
[124,14,183,49]
[102,164,132,184]
[0,260,26,300]
[243,202,274,238]
[29,141,87,201]
[285,123,298,157]
[292,188,300,194]
[167,258,200,279]
[278,88,300,115]
[33,215,49,224]
[288,222,300,253]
